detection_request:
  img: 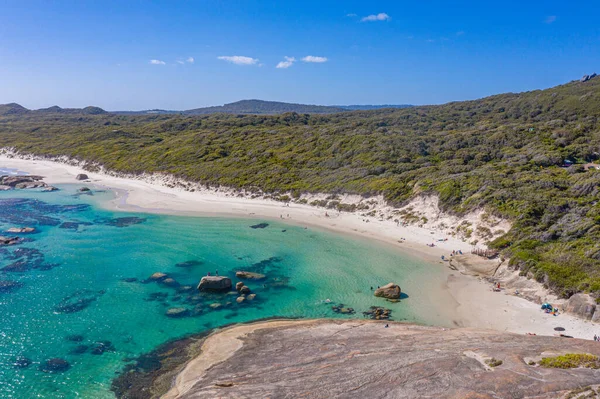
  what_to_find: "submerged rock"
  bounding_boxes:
[197,276,232,292]
[166,308,190,318]
[101,217,147,228]
[175,260,204,268]
[54,289,103,314]
[42,186,59,192]
[40,358,70,373]
[0,236,20,246]
[236,296,245,304]
[65,334,85,342]
[250,223,269,229]
[122,277,138,283]
[70,344,90,355]
[246,293,256,301]
[79,187,91,192]
[236,271,266,280]
[13,356,32,369]
[0,280,23,293]
[90,340,115,355]
[160,278,180,288]
[374,283,401,300]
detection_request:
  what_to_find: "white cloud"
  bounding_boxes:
[217,55,259,65]
[176,60,185,65]
[276,56,296,69]
[187,57,195,64]
[545,15,557,24]
[302,55,328,63]
[361,13,390,22]
[346,13,357,17]
[149,59,166,65]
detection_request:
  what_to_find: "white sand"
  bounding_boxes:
[1,155,597,340]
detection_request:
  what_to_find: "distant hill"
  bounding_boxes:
[114,101,413,115]
[0,104,107,116]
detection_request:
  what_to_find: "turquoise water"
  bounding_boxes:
[0,183,452,398]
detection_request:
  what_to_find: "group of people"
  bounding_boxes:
[440,249,464,261]
[594,335,600,341]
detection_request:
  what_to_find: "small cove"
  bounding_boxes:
[0,183,454,398]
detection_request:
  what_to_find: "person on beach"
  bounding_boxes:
[215,270,218,276]
[207,272,211,276]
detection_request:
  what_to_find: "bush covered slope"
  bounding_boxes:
[1,78,600,297]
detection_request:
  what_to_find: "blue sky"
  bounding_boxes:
[1,0,599,110]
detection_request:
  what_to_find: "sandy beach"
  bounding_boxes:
[1,155,598,340]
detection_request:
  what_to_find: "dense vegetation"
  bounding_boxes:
[117,99,349,115]
[1,77,600,298]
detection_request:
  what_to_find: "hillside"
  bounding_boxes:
[1,76,600,298]
[183,99,347,115]
[0,104,107,116]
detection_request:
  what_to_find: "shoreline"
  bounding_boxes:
[1,154,597,342]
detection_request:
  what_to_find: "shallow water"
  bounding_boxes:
[0,184,452,398]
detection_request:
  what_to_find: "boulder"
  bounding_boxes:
[235,282,245,291]
[197,276,232,292]
[165,308,190,318]
[0,185,11,191]
[581,75,590,82]
[40,358,71,373]
[236,271,266,280]
[564,293,596,320]
[76,174,89,181]
[247,293,256,301]
[79,187,91,192]
[0,175,44,188]
[240,286,251,295]
[6,227,35,234]
[209,303,222,309]
[0,236,20,246]
[236,296,246,304]
[42,186,58,192]
[374,283,401,300]
[149,272,168,281]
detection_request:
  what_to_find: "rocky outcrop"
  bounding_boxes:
[565,293,597,320]
[0,175,46,188]
[235,282,244,291]
[374,283,401,299]
[197,276,232,292]
[76,173,89,180]
[153,320,600,399]
[236,271,266,280]
[581,73,598,82]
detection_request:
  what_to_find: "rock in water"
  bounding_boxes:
[79,187,91,192]
[236,296,245,304]
[149,272,168,281]
[6,227,35,234]
[13,356,32,369]
[250,223,269,229]
[40,358,70,373]
[240,286,251,295]
[374,283,401,299]
[75,174,89,180]
[0,280,23,293]
[235,282,245,291]
[236,271,266,280]
[197,276,232,292]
